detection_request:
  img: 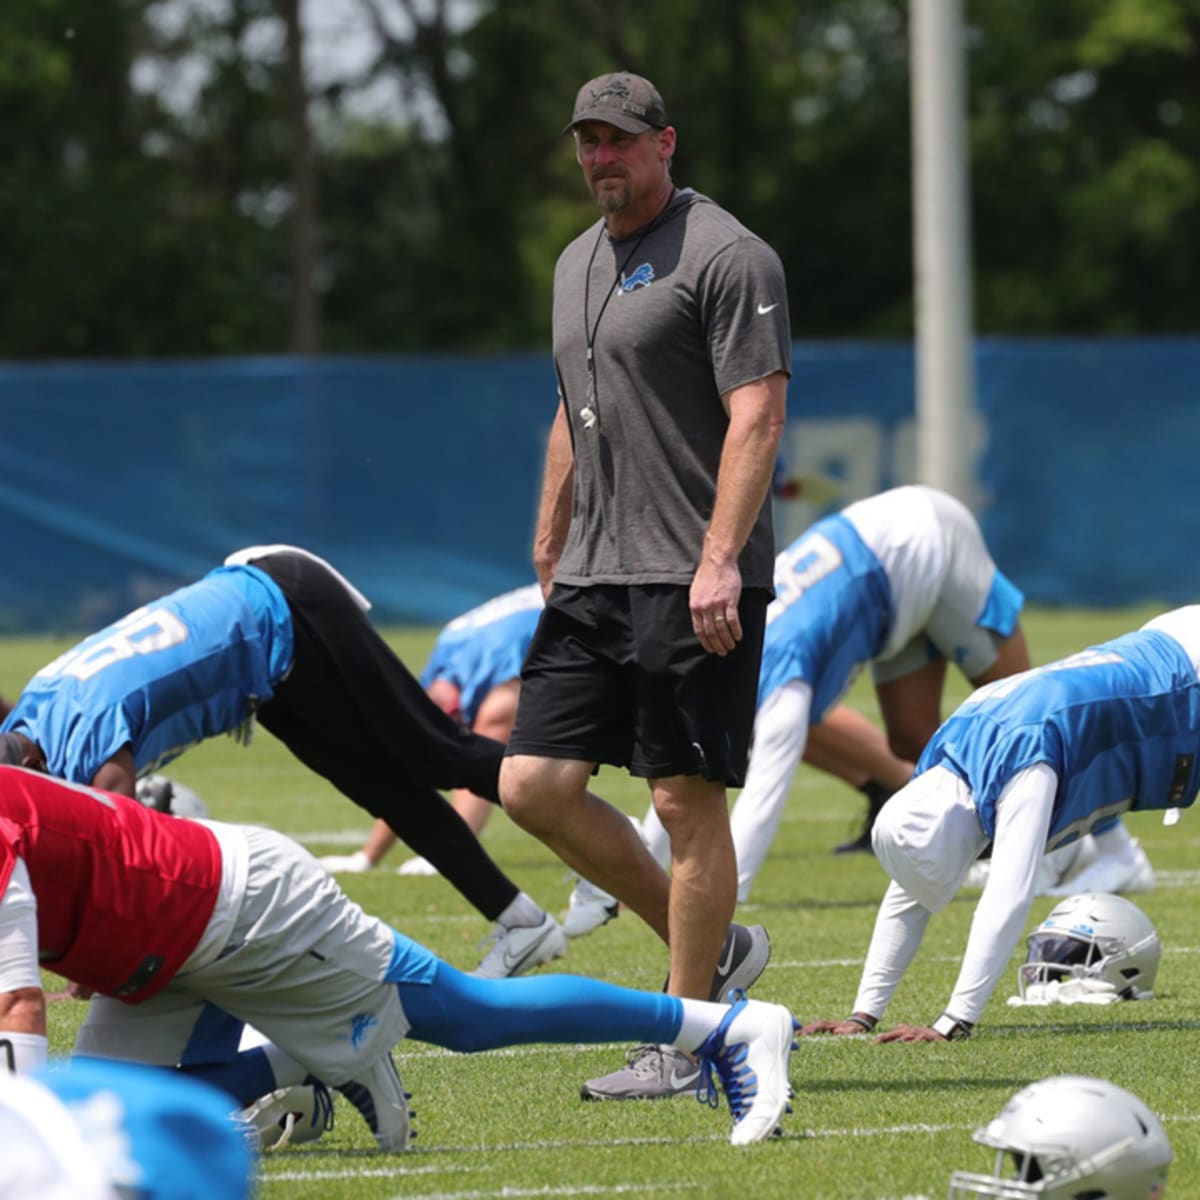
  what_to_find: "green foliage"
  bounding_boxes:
[2,1,1199,354]
[9,604,1199,1197]
[969,0,1200,333]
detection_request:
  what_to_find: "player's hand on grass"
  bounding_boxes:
[799,1017,874,1037]
[875,1023,944,1043]
[47,980,94,1002]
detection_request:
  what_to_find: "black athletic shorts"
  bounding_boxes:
[506,583,769,787]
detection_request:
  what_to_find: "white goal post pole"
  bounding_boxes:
[910,0,978,505]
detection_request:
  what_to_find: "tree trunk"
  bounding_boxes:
[281,0,320,354]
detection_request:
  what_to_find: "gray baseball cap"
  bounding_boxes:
[565,72,668,135]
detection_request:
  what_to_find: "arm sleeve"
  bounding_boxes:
[943,763,1058,1024]
[851,879,934,1019]
[729,681,813,900]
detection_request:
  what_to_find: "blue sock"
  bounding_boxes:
[399,962,683,1054]
[178,1047,278,1106]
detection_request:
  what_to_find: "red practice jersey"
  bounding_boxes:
[0,766,222,1003]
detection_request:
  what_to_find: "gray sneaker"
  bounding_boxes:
[580,1044,701,1101]
[709,923,772,1002]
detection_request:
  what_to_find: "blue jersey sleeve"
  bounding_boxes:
[4,566,293,782]
[757,515,892,720]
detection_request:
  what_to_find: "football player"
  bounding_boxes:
[0,546,565,977]
[638,484,1031,901]
[0,766,796,1149]
[803,605,1200,1043]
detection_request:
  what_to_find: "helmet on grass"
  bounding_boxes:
[1017,892,1160,1002]
[948,1074,1170,1199]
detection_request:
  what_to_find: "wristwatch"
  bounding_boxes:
[932,1012,974,1040]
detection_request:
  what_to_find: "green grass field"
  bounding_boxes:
[7,603,1198,1199]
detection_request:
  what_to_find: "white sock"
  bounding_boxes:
[498,891,544,928]
[0,1030,48,1074]
[640,805,673,871]
[673,998,737,1054]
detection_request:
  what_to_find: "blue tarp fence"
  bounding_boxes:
[2,337,1197,633]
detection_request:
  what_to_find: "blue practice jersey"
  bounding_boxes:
[36,1058,255,1199]
[757,515,892,719]
[420,583,543,726]
[917,626,1200,847]
[2,565,293,783]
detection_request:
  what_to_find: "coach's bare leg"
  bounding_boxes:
[652,774,736,999]
[501,755,671,941]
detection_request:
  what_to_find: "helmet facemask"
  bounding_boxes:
[1016,893,1160,1003]
[948,1075,1171,1199]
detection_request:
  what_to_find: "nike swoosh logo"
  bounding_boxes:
[757,303,779,315]
[715,938,737,978]
[503,926,554,972]
[669,1061,700,1089]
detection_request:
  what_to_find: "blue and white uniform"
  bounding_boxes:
[856,606,1200,1028]
[760,485,1023,716]
[2,566,293,783]
[924,618,1200,847]
[421,584,543,726]
[0,1058,256,1200]
[690,486,1022,900]
[1,546,538,933]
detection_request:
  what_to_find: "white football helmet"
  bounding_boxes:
[948,1075,1171,1198]
[240,1084,334,1151]
[1017,892,1161,1002]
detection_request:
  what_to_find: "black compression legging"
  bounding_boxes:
[252,551,519,921]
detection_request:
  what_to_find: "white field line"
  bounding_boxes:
[264,1176,692,1197]
[373,1188,693,1200]
[261,1113,1200,1193]
[292,829,374,847]
[265,1163,477,1182]
[1152,869,1200,885]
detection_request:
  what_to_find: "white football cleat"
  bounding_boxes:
[473,911,568,978]
[562,876,620,938]
[397,855,438,877]
[695,994,797,1146]
[333,1053,413,1152]
[1123,840,1157,893]
[317,850,374,874]
[1046,840,1157,898]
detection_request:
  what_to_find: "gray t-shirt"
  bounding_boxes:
[550,188,790,589]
